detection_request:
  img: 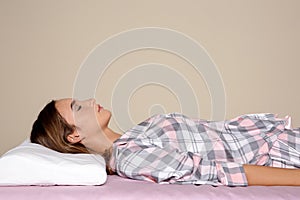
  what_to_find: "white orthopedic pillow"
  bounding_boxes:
[0,140,107,186]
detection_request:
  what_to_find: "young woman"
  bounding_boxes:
[30,98,300,186]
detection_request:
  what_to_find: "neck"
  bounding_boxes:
[103,128,121,143]
[101,128,120,173]
[80,128,121,155]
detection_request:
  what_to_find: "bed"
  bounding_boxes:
[1,175,300,200]
[1,141,300,200]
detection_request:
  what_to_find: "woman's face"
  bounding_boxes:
[55,98,112,139]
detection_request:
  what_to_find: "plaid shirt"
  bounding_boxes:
[110,113,300,186]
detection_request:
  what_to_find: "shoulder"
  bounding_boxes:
[122,113,190,136]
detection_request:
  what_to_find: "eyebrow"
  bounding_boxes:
[70,100,75,110]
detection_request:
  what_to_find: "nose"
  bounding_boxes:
[78,98,95,106]
[88,98,96,105]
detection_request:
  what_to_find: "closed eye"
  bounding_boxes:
[70,100,82,111]
[74,105,82,111]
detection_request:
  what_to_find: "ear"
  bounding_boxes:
[67,131,82,144]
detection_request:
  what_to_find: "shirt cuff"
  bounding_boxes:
[215,161,248,186]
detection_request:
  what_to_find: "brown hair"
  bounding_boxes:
[30,100,89,154]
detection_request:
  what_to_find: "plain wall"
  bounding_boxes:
[0,0,299,155]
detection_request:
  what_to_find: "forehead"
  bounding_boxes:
[55,98,72,109]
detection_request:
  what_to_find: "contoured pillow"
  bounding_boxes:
[0,140,107,185]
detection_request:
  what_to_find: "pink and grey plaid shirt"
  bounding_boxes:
[110,113,300,186]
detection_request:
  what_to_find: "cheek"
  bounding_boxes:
[73,108,99,132]
[61,109,75,125]
[55,102,75,125]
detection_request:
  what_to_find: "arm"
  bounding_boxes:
[114,146,247,186]
[115,147,216,184]
[243,164,300,186]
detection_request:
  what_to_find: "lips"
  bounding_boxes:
[97,104,102,112]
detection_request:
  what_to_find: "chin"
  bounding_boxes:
[98,109,112,127]
[103,109,112,118]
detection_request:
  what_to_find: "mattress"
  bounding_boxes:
[1,175,299,200]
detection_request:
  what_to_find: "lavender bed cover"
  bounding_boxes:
[0,175,299,200]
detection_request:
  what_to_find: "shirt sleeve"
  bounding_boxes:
[114,145,248,186]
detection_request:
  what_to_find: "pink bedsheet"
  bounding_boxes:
[1,175,300,200]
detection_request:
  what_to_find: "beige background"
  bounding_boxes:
[0,0,299,155]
